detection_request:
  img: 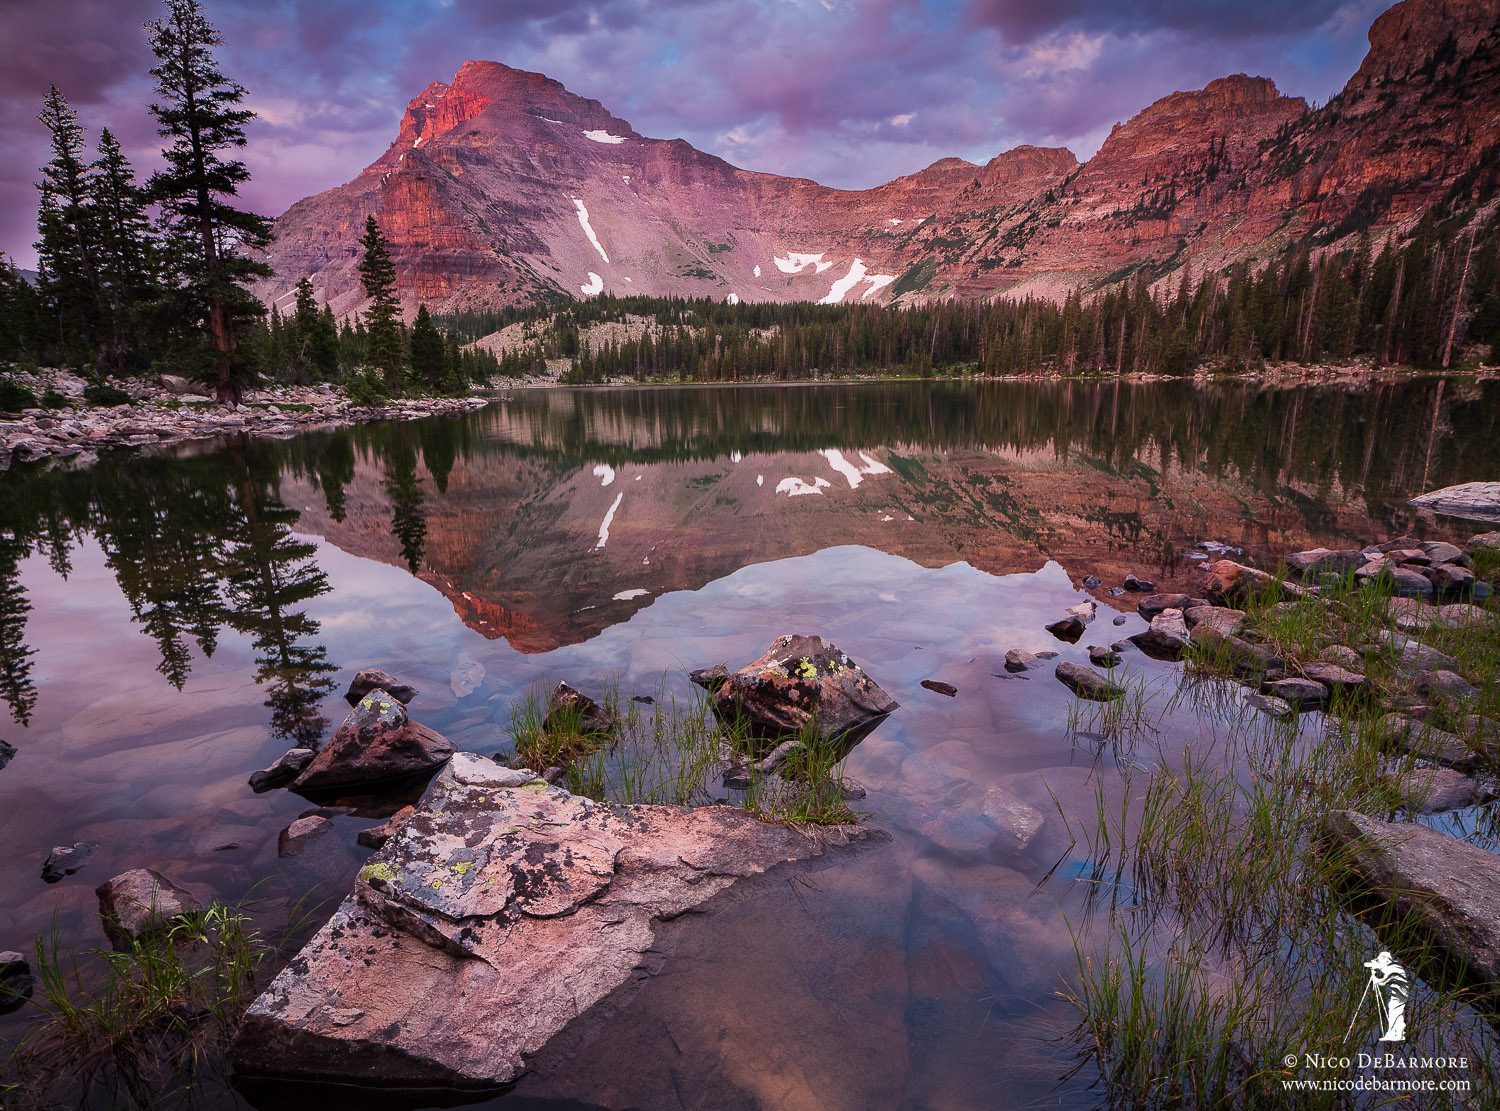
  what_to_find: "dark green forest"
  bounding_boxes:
[466,212,1500,383]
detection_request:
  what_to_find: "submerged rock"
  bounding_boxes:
[0,739,14,770]
[97,868,201,950]
[229,753,841,1088]
[344,668,418,707]
[42,841,98,883]
[1324,810,1500,994]
[449,653,486,699]
[920,679,958,697]
[292,690,454,794]
[543,682,616,737]
[278,815,334,858]
[1055,661,1124,702]
[248,747,315,793]
[707,634,897,747]
[1245,692,1295,719]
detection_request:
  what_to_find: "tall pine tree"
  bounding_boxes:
[358,215,404,390]
[146,0,272,404]
[409,304,445,391]
[92,128,157,374]
[35,85,101,368]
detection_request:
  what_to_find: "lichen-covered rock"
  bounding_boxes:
[292,689,454,793]
[344,668,418,707]
[96,868,201,950]
[229,753,840,1088]
[707,634,897,748]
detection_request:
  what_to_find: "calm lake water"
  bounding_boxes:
[1,377,1497,1109]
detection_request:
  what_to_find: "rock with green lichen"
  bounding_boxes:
[707,633,898,752]
[231,752,845,1088]
[291,688,454,793]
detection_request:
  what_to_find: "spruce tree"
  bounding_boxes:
[146,0,272,404]
[91,129,157,374]
[409,304,445,391]
[35,85,101,368]
[358,216,403,389]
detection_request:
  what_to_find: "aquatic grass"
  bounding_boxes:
[1057,658,1500,1107]
[1063,664,1170,754]
[504,678,858,824]
[3,902,278,1110]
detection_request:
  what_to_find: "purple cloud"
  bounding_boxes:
[0,0,1386,270]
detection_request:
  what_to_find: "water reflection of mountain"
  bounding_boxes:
[278,378,1497,653]
[1,379,1496,698]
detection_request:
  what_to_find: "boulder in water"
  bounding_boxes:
[292,690,454,793]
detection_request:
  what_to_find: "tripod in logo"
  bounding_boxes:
[1346,951,1409,1044]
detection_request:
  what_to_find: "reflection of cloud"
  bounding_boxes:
[0,0,1379,265]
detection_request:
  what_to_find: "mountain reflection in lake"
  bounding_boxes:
[0,377,1496,1109]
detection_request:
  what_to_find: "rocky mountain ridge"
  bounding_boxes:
[257,0,1500,316]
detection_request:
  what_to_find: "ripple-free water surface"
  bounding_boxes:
[1,378,1497,1108]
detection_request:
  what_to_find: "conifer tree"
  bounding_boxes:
[35,85,101,368]
[146,0,272,404]
[409,304,445,391]
[358,216,403,389]
[91,128,157,373]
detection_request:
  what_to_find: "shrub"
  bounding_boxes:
[0,378,39,412]
[40,389,71,410]
[83,381,131,407]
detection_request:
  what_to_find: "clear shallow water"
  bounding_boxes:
[0,377,1497,1108]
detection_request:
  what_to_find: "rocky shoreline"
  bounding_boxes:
[0,369,490,471]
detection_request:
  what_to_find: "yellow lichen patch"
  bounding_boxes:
[452,861,474,876]
[358,862,398,886]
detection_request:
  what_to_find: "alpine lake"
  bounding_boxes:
[2,375,1498,1109]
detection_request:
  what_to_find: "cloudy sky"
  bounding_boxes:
[0,0,1392,268]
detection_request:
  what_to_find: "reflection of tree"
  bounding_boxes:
[0,443,340,742]
[222,461,337,747]
[420,420,457,495]
[381,434,428,574]
[0,541,38,726]
[313,436,355,523]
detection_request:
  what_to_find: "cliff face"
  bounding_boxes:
[257,0,1500,317]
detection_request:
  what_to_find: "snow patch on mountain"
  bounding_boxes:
[862,274,896,299]
[592,464,616,487]
[819,259,869,304]
[580,272,604,295]
[753,264,762,277]
[726,293,740,305]
[821,448,892,488]
[572,198,610,264]
[775,477,832,497]
[613,588,649,601]
[583,129,626,144]
[595,492,624,549]
[773,251,834,275]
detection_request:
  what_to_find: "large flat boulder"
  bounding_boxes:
[1409,481,1500,524]
[292,689,454,793]
[706,634,897,748]
[1324,811,1500,994]
[231,753,839,1088]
